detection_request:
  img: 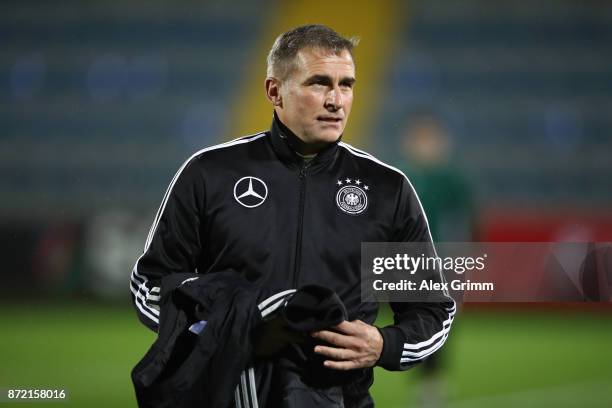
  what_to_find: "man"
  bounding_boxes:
[131,24,455,407]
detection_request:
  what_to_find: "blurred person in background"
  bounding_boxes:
[397,113,476,408]
[398,113,476,243]
[130,25,455,407]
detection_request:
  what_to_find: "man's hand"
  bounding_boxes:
[311,320,383,370]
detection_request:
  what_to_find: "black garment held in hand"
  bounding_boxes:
[132,274,368,407]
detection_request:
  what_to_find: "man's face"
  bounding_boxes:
[275,47,355,145]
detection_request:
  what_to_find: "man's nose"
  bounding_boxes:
[325,86,343,110]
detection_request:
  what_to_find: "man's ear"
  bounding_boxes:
[265,77,283,107]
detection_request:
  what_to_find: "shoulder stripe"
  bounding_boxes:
[339,141,410,182]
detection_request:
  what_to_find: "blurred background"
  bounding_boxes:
[1,0,611,406]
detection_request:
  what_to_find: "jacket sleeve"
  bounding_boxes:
[129,157,206,332]
[376,175,456,371]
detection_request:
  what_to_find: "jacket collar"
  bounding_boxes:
[269,112,340,173]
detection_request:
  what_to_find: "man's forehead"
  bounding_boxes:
[294,47,355,76]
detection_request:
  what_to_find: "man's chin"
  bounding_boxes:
[313,129,343,143]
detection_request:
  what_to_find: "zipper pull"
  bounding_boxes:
[299,161,311,178]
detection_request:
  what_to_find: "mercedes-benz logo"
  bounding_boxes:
[233,176,268,208]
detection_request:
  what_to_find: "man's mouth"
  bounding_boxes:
[317,116,342,123]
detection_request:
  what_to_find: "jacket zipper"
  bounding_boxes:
[292,161,311,287]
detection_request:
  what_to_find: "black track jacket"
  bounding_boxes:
[130,114,456,400]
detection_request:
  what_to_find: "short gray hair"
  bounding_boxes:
[266,24,359,80]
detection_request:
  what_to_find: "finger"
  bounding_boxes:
[311,329,357,348]
[313,345,358,361]
[332,320,363,336]
[322,359,360,371]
